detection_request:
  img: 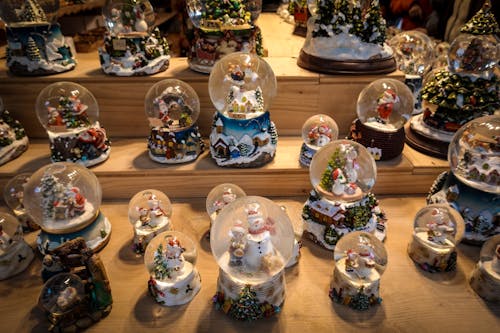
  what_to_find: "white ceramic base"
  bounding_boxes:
[0,241,34,280]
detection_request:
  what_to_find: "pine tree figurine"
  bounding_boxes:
[19,0,47,23]
[460,1,499,35]
[362,0,386,45]
[40,173,58,220]
[26,37,41,62]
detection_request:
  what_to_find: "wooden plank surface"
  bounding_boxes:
[0,196,498,333]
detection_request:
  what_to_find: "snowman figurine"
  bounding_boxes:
[244,203,275,272]
[164,237,184,278]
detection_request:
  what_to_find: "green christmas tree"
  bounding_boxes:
[349,0,363,36]
[313,0,349,38]
[461,1,500,35]
[350,286,370,311]
[362,0,386,45]
[20,0,47,22]
[324,225,340,245]
[229,285,263,321]
[40,173,58,220]
[26,37,41,62]
[201,0,251,27]
[319,147,346,191]
[152,244,170,280]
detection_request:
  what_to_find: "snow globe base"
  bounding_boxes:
[329,262,382,311]
[297,50,396,75]
[37,211,112,255]
[0,136,28,166]
[407,234,457,272]
[6,24,76,76]
[404,116,450,159]
[285,239,302,268]
[470,261,500,302]
[213,269,284,320]
[302,190,387,251]
[349,119,405,161]
[132,221,171,255]
[148,262,201,306]
[148,126,204,164]
[427,171,499,245]
[0,240,34,280]
[299,143,319,167]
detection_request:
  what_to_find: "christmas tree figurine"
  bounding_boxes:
[298,0,396,74]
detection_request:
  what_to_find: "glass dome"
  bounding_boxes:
[36,82,99,134]
[128,189,172,227]
[448,115,500,194]
[39,273,85,315]
[301,114,339,149]
[388,30,434,76]
[102,0,155,37]
[413,204,464,248]
[0,0,59,26]
[447,34,498,75]
[210,196,294,284]
[206,183,246,222]
[478,234,500,268]
[310,140,377,202]
[333,231,387,283]
[3,173,31,215]
[0,212,24,256]
[357,78,414,132]
[186,0,255,30]
[145,79,200,131]
[23,162,102,233]
[208,52,277,118]
[144,230,198,279]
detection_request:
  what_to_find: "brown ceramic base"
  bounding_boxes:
[404,122,448,159]
[349,119,405,160]
[297,50,397,75]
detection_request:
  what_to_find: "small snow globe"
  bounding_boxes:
[39,273,86,316]
[145,231,201,306]
[35,82,111,167]
[206,183,246,237]
[0,96,29,165]
[208,52,278,167]
[128,189,172,254]
[99,0,170,76]
[23,162,111,254]
[303,140,387,250]
[470,234,500,302]
[186,0,263,73]
[329,231,387,311]
[299,114,338,167]
[351,78,414,160]
[408,204,464,272]
[0,0,76,75]
[145,79,204,164]
[0,212,34,280]
[3,173,39,231]
[283,204,304,268]
[211,196,294,320]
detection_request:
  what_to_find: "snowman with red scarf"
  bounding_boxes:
[244,202,275,272]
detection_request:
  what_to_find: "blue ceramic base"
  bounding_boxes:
[148,125,204,164]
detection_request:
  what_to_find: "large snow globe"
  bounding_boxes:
[0,96,29,165]
[299,114,338,167]
[408,204,464,272]
[349,78,414,160]
[128,189,172,254]
[206,183,246,237]
[3,173,39,231]
[387,30,434,113]
[211,196,294,320]
[145,79,204,164]
[0,212,34,280]
[99,0,170,76]
[186,0,264,73]
[303,140,386,250]
[35,81,111,167]
[145,231,201,306]
[23,162,111,254]
[0,0,76,75]
[470,234,500,302]
[407,2,499,158]
[427,115,500,244]
[208,52,278,167]
[329,231,387,310]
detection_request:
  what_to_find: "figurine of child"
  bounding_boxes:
[331,168,348,196]
[228,220,246,266]
[164,237,184,278]
[147,194,165,227]
[213,188,237,214]
[426,208,454,245]
[244,203,276,272]
[345,236,376,279]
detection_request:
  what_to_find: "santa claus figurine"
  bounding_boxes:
[68,187,86,217]
[376,89,399,124]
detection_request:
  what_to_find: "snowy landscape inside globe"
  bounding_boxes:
[388,30,434,76]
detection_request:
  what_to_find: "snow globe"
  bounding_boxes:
[208,52,278,167]
[329,231,387,310]
[300,114,338,167]
[427,115,499,244]
[0,96,29,165]
[387,30,434,113]
[408,204,464,272]
[186,0,264,73]
[0,0,76,75]
[211,196,294,320]
[3,173,39,231]
[128,189,172,254]
[145,79,204,164]
[0,212,34,280]
[302,139,386,250]
[145,231,201,306]
[35,81,111,167]
[470,234,500,302]
[283,204,304,268]
[349,78,414,161]
[206,183,246,237]
[38,238,113,331]
[99,0,170,76]
[297,0,396,74]
[23,162,111,254]
[407,1,499,158]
